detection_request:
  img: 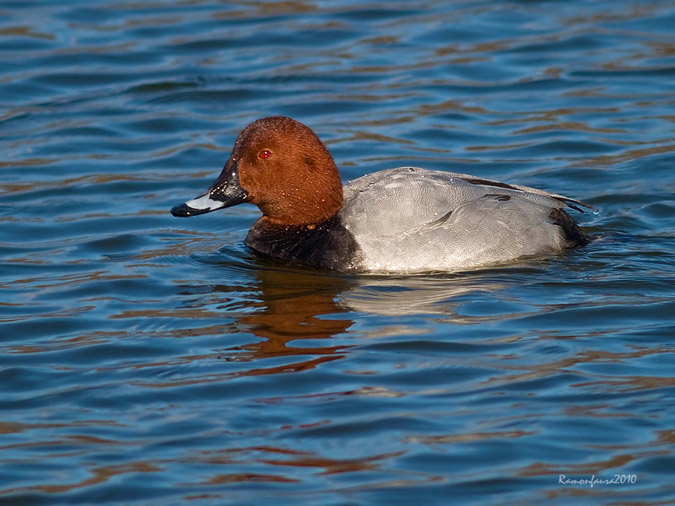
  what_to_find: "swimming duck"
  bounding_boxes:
[171,116,592,273]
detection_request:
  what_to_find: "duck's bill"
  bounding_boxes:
[170,161,248,217]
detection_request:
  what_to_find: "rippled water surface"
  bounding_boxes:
[1,1,674,504]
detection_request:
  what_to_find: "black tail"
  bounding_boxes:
[549,208,591,248]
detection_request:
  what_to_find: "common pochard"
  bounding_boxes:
[171,116,592,273]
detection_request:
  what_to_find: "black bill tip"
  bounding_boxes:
[171,203,202,217]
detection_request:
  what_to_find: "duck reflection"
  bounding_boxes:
[228,268,354,371]
[337,273,507,319]
[213,264,511,361]
[170,261,519,381]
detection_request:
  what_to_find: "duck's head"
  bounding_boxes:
[171,116,343,226]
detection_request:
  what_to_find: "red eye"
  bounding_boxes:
[259,149,271,159]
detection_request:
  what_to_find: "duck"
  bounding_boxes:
[171,116,593,273]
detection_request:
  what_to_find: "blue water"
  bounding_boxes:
[1,1,674,504]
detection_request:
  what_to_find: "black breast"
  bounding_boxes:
[244,215,361,272]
